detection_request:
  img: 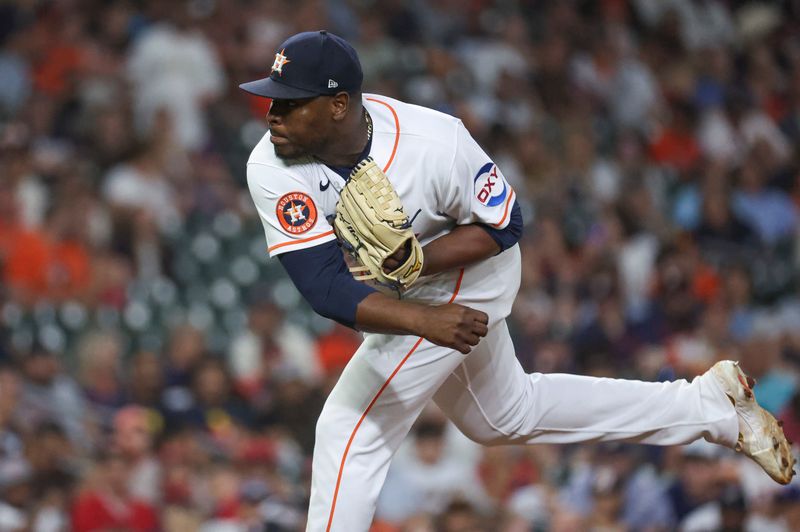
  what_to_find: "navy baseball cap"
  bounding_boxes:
[239,30,363,99]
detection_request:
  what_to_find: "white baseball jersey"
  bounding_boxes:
[245,94,739,532]
[247,93,520,318]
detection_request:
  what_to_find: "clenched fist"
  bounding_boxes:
[417,303,489,354]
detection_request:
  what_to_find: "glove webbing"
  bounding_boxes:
[335,156,424,290]
[351,158,409,229]
[346,158,409,282]
[346,205,422,282]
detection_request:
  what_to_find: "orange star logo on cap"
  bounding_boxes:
[271,48,291,76]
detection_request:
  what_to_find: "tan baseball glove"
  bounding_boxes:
[333,156,424,291]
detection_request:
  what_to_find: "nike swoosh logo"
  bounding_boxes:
[319,179,331,192]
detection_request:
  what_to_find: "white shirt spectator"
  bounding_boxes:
[572,53,660,132]
[634,0,735,50]
[19,375,90,450]
[457,38,528,95]
[128,456,162,505]
[698,108,741,163]
[680,501,785,532]
[227,322,320,386]
[619,233,659,317]
[0,501,26,531]
[508,484,551,528]
[127,23,225,151]
[103,160,181,233]
[739,111,792,162]
[15,175,48,229]
[698,109,791,165]
[376,423,488,523]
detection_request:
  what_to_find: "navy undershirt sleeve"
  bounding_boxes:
[477,200,523,253]
[278,240,376,329]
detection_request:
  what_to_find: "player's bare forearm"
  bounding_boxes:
[419,224,500,276]
[355,292,488,353]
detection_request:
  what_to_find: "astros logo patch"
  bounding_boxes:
[473,162,507,207]
[271,48,291,76]
[276,192,317,234]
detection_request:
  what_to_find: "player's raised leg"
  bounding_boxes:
[307,333,464,532]
[434,320,795,484]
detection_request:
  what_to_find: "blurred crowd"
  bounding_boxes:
[1,0,800,530]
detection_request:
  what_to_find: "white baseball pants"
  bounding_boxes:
[306,303,738,532]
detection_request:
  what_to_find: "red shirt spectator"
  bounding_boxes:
[650,128,701,172]
[71,452,158,532]
[0,221,51,300]
[316,324,362,375]
[71,491,159,532]
[649,101,701,172]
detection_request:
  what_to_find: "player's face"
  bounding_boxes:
[266,97,334,159]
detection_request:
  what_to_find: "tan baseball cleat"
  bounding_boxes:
[709,360,796,484]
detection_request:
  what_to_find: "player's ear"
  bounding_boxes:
[330,92,350,122]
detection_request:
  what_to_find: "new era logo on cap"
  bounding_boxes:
[239,30,363,100]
